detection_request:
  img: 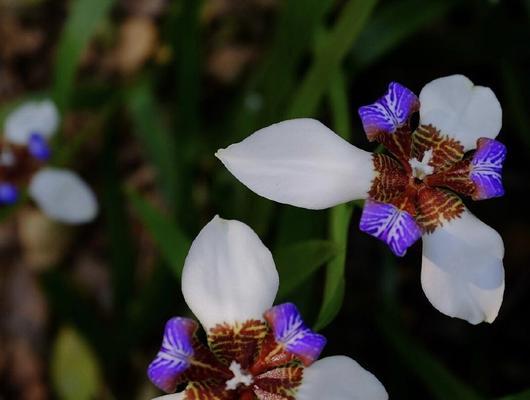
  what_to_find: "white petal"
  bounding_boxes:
[419,75,502,151]
[181,216,279,331]
[4,100,59,145]
[29,168,98,225]
[421,209,504,324]
[296,356,388,400]
[216,118,374,210]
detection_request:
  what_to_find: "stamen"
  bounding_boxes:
[409,148,434,180]
[225,361,253,390]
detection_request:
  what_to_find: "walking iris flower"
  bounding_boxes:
[147,216,387,400]
[1,100,98,224]
[216,75,506,325]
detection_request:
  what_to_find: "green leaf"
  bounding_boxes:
[126,78,179,208]
[314,204,351,331]
[275,240,338,300]
[257,0,335,124]
[51,327,102,400]
[314,70,352,331]
[498,389,530,400]
[53,0,114,110]
[288,0,378,118]
[378,313,483,400]
[128,190,190,279]
[353,0,455,68]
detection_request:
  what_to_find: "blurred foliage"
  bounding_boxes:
[1,0,530,398]
[51,327,102,400]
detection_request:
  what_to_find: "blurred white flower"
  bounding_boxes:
[1,99,98,224]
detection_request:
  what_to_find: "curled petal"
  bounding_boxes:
[181,216,279,331]
[419,75,502,151]
[28,168,98,224]
[358,82,419,140]
[216,119,374,210]
[4,100,59,145]
[470,138,506,200]
[264,303,326,366]
[296,356,388,400]
[421,209,504,324]
[359,199,421,257]
[148,318,197,393]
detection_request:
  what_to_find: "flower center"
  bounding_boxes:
[409,148,434,180]
[225,361,253,390]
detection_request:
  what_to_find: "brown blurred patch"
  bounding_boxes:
[207,45,257,84]
[16,208,75,272]
[1,262,49,399]
[111,17,159,76]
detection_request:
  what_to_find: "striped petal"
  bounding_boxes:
[470,138,506,200]
[358,82,419,140]
[148,318,197,393]
[264,303,326,366]
[359,199,421,256]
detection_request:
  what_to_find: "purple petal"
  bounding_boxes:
[360,199,421,257]
[264,303,326,366]
[147,317,197,393]
[28,133,52,161]
[358,82,419,140]
[470,138,506,200]
[0,183,19,205]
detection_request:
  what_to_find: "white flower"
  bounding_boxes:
[216,75,506,325]
[2,100,98,224]
[148,216,388,400]
[4,99,59,145]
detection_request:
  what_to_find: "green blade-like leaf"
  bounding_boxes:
[128,190,190,279]
[378,313,483,400]
[53,0,114,110]
[257,0,335,124]
[51,327,103,400]
[288,0,378,118]
[314,204,351,330]
[275,240,338,300]
[353,0,455,68]
[314,70,352,331]
[498,389,530,400]
[126,78,179,208]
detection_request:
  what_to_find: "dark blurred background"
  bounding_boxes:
[0,0,529,399]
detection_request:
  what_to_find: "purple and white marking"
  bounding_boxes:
[147,317,197,393]
[358,82,420,140]
[264,302,326,366]
[360,199,422,257]
[470,138,506,200]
